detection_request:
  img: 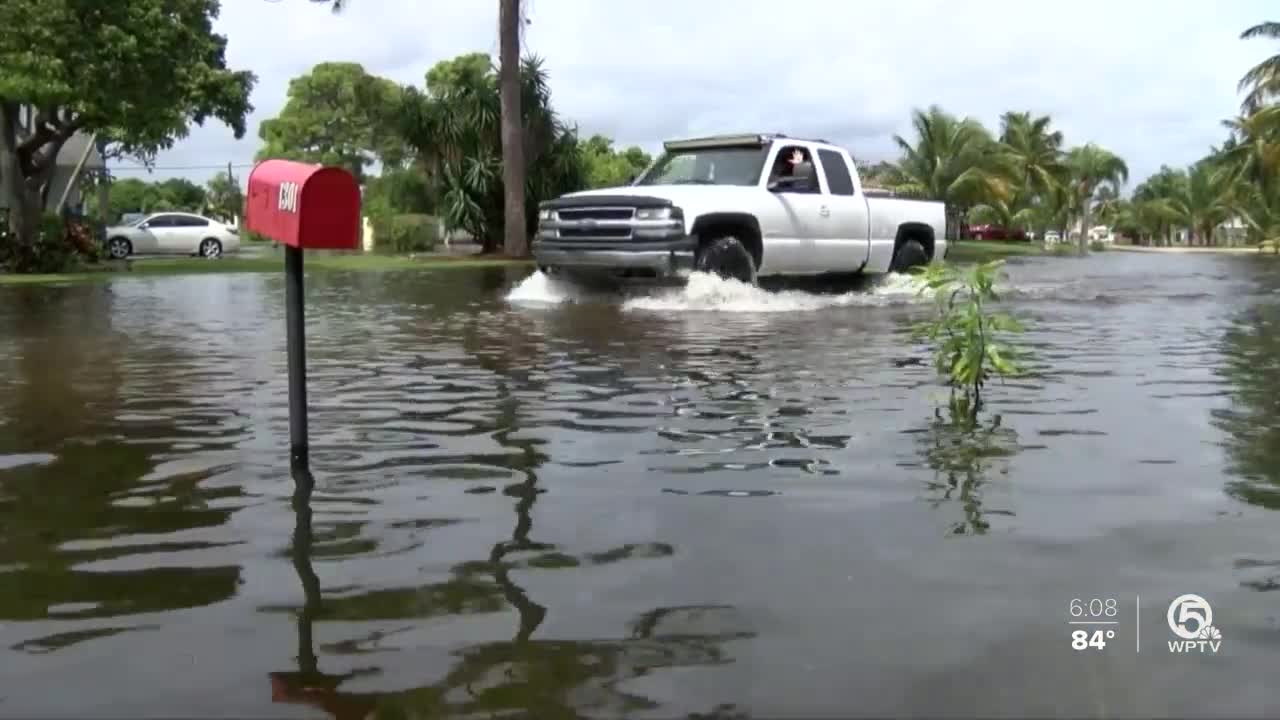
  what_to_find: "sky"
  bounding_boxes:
[130,0,1275,193]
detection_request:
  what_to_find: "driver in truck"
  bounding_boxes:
[769,146,819,192]
[769,146,808,183]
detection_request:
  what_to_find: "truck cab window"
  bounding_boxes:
[818,149,855,196]
[768,146,820,194]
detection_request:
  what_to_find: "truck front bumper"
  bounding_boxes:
[532,237,696,279]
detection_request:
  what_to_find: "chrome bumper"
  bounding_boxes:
[533,245,694,273]
[532,226,696,277]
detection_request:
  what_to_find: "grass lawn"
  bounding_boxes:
[0,251,532,286]
[946,239,1047,264]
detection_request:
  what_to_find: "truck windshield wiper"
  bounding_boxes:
[672,179,716,185]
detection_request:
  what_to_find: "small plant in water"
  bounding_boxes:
[912,260,1025,418]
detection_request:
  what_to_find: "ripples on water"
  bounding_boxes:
[1,252,1280,717]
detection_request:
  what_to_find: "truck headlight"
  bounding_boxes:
[636,207,677,220]
[538,208,554,222]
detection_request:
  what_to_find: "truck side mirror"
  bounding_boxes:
[769,176,809,193]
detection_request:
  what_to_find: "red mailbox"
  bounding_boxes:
[245,159,363,478]
[245,159,361,250]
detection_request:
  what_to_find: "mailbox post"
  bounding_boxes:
[245,160,361,476]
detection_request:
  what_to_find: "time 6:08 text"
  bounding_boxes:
[1070,598,1117,618]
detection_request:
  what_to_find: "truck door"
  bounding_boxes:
[760,143,828,274]
[814,148,871,271]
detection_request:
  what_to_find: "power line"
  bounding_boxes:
[109,163,256,172]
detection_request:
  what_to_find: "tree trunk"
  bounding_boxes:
[498,0,527,257]
[0,102,61,249]
[0,102,34,245]
[1077,195,1092,253]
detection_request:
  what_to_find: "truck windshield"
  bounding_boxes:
[634,146,767,186]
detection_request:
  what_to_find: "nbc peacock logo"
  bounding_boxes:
[1167,594,1223,653]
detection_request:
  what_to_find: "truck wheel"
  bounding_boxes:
[890,238,929,273]
[695,236,756,284]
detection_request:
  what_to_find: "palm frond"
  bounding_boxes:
[1241,21,1280,40]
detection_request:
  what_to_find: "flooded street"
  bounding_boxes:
[2,252,1280,718]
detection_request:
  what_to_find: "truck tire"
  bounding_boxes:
[695,236,756,284]
[890,238,928,273]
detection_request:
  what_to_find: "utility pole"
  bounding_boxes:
[228,161,236,225]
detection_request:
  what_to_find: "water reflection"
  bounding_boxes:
[1214,300,1280,509]
[271,469,753,718]
[0,440,242,623]
[901,407,1022,535]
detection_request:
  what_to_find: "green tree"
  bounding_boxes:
[1214,106,1280,246]
[1238,22,1280,113]
[102,178,160,217]
[888,105,1016,239]
[398,54,583,254]
[1066,143,1129,252]
[363,167,434,218]
[998,111,1067,204]
[581,134,651,188]
[0,0,254,256]
[316,0,531,256]
[204,171,244,224]
[256,62,404,184]
[1219,106,1280,194]
[1130,166,1189,246]
[858,160,899,187]
[1166,161,1239,246]
[155,178,207,212]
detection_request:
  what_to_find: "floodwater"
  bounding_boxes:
[1,252,1279,718]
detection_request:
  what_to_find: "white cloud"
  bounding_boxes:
[134,0,1275,192]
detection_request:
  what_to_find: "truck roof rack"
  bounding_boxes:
[663,132,834,150]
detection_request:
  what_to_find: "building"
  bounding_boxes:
[0,106,106,222]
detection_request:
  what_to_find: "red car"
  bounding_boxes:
[963,224,1029,242]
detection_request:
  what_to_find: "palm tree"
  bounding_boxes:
[497,0,527,256]
[1220,105,1280,192]
[1066,144,1129,251]
[1097,197,1176,245]
[999,111,1067,201]
[1131,166,1191,246]
[966,197,1036,230]
[1166,162,1238,245]
[888,105,1017,239]
[1239,21,1280,113]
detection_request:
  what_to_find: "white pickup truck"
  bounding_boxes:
[532,132,948,284]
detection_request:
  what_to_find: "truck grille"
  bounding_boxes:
[557,207,635,222]
[551,206,636,241]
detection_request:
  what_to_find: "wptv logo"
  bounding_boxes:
[1166,594,1223,654]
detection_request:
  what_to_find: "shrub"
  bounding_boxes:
[0,214,86,273]
[913,260,1026,419]
[373,213,438,253]
[1089,240,1107,252]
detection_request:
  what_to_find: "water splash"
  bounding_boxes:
[505,270,584,306]
[622,272,929,313]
